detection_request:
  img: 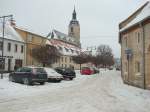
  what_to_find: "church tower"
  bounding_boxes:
[68,7,80,46]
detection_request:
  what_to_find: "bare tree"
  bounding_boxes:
[95,45,114,68]
[72,52,89,70]
[32,45,61,67]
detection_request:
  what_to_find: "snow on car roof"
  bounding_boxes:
[44,67,62,76]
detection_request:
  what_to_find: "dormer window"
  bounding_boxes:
[65,48,69,52]
[59,46,62,51]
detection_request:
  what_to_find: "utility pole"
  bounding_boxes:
[0,15,13,79]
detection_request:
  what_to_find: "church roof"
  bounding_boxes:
[120,1,150,32]
[47,29,78,46]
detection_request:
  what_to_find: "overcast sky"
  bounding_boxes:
[0,0,148,58]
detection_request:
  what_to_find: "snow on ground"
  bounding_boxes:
[0,70,88,100]
[0,69,150,112]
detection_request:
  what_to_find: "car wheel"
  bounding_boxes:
[40,82,45,85]
[23,78,30,85]
[9,76,14,82]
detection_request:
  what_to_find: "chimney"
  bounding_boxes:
[10,17,16,27]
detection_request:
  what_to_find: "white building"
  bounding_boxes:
[0,22,25,72]
[46,29,81,69]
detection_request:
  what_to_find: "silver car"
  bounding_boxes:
[44,67,63,82]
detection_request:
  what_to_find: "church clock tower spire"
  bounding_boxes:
[72,6,77,20]
[68,6,80,47]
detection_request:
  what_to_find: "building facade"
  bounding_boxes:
[0,23,25,72]
[15,26,47,66]
[119,2,150,89]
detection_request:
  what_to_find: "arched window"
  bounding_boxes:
[71,27,73,32]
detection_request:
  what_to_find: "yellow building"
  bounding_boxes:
[15,26,47,66]
[119,2,150,89]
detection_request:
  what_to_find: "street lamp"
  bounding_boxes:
[0,15,13,79]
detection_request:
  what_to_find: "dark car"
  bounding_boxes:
[55,67,76,80]
[116,66,121,71]
[9,67,48,85]
[54,67,64,75]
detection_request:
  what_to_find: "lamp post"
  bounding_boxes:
[0,15,13,79]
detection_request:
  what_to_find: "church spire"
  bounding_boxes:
[72,6,77,20]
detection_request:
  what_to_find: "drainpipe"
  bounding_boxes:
[140,23,146,89]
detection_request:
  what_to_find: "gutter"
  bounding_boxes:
[140,23,146,89]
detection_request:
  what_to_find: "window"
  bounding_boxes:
[61,57,63,62]
[137,32,140,43]
[65,48,69,52]
[27,34,33,42]
[0,41,3,51]
[136,62,140,73]
[55,58,57,63]
[21,45,24,53]
[65,57,67,62]
[59,46,62,51]
[125,62,127,72]
[71,27,74,32]
[125,37,127,47]
[15,44,18,52]
[70,57,72,63]
[7,43,11,52]
[71,49,74,53]
[0,58,5,69]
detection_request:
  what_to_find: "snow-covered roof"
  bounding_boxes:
[120,1,150,32]
[0,22,24,42]
[46,39,81,56]
[47,29,78,46]
[15,26,46,38]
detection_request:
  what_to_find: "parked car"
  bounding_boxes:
[9,66,48,85]
[55,67,76,80]
[116,66,121,71]
[44,67,63,82]
[109,66,114,70]
[80,67,94,75]
[54,67,64,75]
[91,67,100,74]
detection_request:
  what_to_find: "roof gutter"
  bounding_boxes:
[119,16,150,33]
[140,22,146,89]
[119,16,150,43]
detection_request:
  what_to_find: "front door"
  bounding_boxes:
[8,59,11,72]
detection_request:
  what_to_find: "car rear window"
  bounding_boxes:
[33,68,46,74]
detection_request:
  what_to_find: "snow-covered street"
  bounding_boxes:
[0,70,150,112]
